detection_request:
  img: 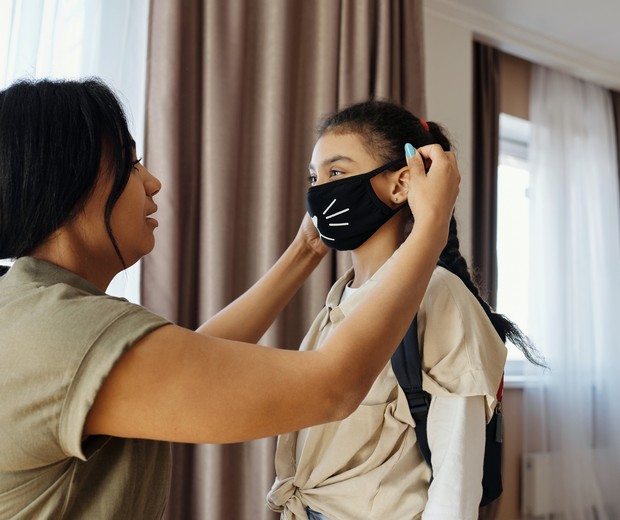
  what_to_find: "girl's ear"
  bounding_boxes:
[391,167,410,202]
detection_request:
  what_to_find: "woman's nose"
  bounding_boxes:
[144,169,162,197]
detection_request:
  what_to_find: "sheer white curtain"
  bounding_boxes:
[0,0,150,302]
[525,65,620,519]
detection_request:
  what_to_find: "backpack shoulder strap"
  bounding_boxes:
[390,315,433,467]
[392,261,506,505]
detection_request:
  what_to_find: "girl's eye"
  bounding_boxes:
[306,170,344,184]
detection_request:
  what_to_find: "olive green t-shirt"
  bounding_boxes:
[0,257,171,519]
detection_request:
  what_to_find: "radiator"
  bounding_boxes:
[522,452,554,516]
[522,451,610,518]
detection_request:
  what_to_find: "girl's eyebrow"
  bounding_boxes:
[308,155,356,171]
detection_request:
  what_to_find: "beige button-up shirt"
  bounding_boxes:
[267,252,507,520]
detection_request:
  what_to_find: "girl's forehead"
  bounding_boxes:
[311,132,372,164]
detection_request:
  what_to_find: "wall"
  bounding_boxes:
[423,11,473,262]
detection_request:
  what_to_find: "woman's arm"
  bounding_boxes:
[84,145,460,444]
[196,214,327,343]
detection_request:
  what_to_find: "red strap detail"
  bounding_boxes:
[419,118,430,132]
[496,373,505,402]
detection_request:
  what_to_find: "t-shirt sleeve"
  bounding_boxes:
[417,268,507,421]
[58,297,170,460]
[1,285,169,470]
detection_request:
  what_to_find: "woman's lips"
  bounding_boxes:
[146,216,159,227]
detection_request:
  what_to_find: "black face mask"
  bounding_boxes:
[306,158,407,251]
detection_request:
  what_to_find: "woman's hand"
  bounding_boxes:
[405,144,460,229]
[295,212,330,258]
[198,213,328,344]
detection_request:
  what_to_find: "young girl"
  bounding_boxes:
[267,100,539,520]
[0,81,459,518]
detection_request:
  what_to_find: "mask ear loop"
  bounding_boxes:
[366,158,407,179]
[362,158,410,215]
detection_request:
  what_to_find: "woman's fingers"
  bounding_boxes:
[405,142,426,176]
[296,212,330,258]
[405,144,460,227]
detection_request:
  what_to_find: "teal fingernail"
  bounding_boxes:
[405,143,416,158]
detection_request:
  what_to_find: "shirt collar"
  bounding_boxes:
[323,246,404,314]
[3,257,106,296]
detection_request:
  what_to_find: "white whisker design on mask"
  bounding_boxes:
[329,223,349,227]
[325,208,349,219]
[311,215,335,240]
[323,199,337,215]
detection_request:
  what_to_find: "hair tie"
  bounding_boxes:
[419,118,430,132]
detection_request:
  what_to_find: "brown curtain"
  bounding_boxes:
[472,42,501,308]
[142,1,425,518]
[472,42,502,520]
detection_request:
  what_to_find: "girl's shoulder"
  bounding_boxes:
[423,265,480,312]
[419,264,506,371]
[418,266,507,415]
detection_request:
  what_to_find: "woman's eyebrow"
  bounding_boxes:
[308,155,356,171]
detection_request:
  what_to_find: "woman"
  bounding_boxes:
[267,100,541,520]
[0,80,458,518]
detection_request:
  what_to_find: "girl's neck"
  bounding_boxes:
[349,215,407,288]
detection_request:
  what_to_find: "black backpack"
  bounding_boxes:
[390,314,504,506]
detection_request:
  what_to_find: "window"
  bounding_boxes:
[1,0,149,304]
[496,113,531,382]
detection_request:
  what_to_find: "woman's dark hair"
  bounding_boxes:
[0,78,134,265]
[318,99,546,367]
